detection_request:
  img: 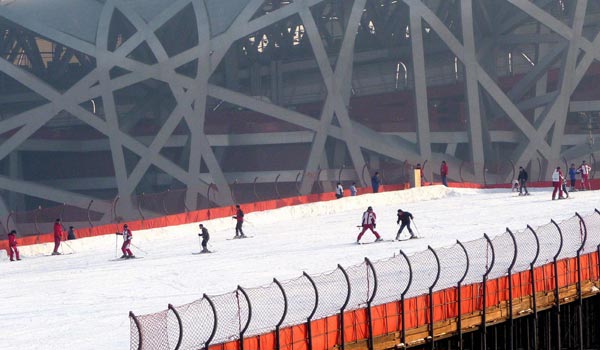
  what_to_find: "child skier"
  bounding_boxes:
[396,209,416,240]
[115,224,134,259]
[356,206,382,243]
[8,230,20,261]
[198,224,211,253]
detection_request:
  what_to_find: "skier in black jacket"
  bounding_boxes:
[396,209,415,240]
[517,166,529,196]
[198,224,211,253]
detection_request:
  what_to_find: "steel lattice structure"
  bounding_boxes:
[0,0,599,222]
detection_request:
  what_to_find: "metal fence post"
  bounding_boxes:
[111,195,120,223]
[274,174,282,199]
[456,240,469,350]
[337,264,351,350]
[303,272,319,350]
[162,189,170,215]
[597,209,600,284]
[253,177,261,202]
[481,234,495,350]
[129,311,142,350]
[273,278,288,350]
[526,224,540,350]
[575,213,588,350]
[427,246,441,349]
[202,294,217,350]
[506,229,518,350]
[34,206,41,234]
[168,304,183,350]
[550,219,564,350]
[399,250,413,349]
[294,172,302,196]
[237,286,252,350]
[365,258,378,350]
[86,200,94,228]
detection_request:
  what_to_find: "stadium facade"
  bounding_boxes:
[0,0,599,224]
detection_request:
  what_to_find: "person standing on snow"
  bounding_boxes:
[335,182,344,199]
[116,224,134,259]
[232,204,246,238]
[568,163,578,192]
[371,172,381,193]
[517,166,529,196]
[551,167,565,200]
[578,160,592,190]
[356,206,382,243]
[67,226,76,240]
[440,161,449,187]
[8,230,20,261]
[396,209,416,240]
[52,218,64,255]
[198,224,211,253]
[350,182,357,196]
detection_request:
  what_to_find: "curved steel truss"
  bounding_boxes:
[0,0,599,220]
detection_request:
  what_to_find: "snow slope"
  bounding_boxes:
[1,186,598,349]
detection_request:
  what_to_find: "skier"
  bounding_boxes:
[356,206,382,243]
[440,161,449,187]
[67,226,76,240]
[232,204,246,238]
[350,182,357,196]
[517,166,529,196]
[335,182,344,199]
[561,175,569,199]
[512,180,520,192]
[578,160,592,191]
[115,224,134,259]
[551,167,565,200]
[568,163,578,191]
[396,209,416,240]
[371,172,381,193]
[198,224,211,253]
[52,218,64,255]
[8,229,20,261]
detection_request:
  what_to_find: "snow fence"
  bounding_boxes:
[129,209,600,350]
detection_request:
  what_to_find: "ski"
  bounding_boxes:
[192,251,215,255]
[46,252,75,257]
[395,237,422,241]
[227,236,254,240]
[109,256,144,261]
[357,239,396,245]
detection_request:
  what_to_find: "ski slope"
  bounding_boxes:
[1,186,599,349]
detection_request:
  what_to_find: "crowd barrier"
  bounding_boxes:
[128,209,600,350]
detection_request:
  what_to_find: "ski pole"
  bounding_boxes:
[130,242,148,255]
[62,240,75,254]
[412,219,422,238]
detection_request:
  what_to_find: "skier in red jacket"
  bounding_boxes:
[356,206,382,243]
[232,204,246,238]
[8,230,20,261]
[52,218,64,255]
[440,161,449,187]
[116,224,134,259]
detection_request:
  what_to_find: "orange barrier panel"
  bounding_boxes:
[202,251,598,350]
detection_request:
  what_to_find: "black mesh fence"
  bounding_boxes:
[130,209,600,350]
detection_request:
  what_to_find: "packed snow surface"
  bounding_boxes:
[1,186,599,349]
